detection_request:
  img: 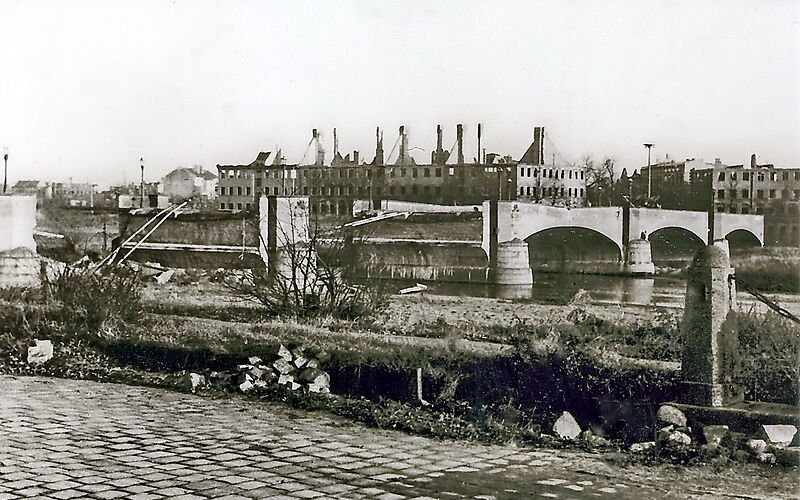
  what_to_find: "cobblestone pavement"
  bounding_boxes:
[0,376,791,499]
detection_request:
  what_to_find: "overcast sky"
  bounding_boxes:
[1,0,798,186]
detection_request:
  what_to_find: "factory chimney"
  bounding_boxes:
[456,124,464,165]
[477,123,482,164]
[399,125,408,165]
[432,125,444,164]
[312,129,325,166]
[374,127,384,165]
[333,128,339,158]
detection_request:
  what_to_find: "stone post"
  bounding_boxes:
[680,244,743,407]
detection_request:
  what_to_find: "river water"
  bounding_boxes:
[389,273,800,317]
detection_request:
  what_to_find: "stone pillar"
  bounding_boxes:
[494,238,533,285]
[623,238,655,275]
[0,195,39,287]
[680,245,743,407]
[258,196,316,286]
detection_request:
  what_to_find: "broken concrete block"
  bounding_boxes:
[273,358,294,375]
[188,373,205,393]
[757,452,776,464]
[702,425,729,445]
[278,345,292,361]
[294,356,308,368]
[552,411,581,440]
[630,441,655,452]
[278,374,294,385]
[290,381,302,391]
[747,439,768,454]
[239,379,254,392]
[248,366,265,379]
[306,359,319,369]
[27,340,54,365]
[155,269,174,285]
[759,425,797,446]
[657,405,687,427]
[248,356,262,365]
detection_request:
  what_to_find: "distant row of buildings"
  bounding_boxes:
[214,124,799,247]
[9,165,218,209]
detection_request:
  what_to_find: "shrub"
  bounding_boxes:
[40,265,143,336]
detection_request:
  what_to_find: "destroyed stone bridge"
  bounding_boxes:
[483,201,764,284]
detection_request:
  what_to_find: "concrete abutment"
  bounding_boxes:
[0,195,39,287]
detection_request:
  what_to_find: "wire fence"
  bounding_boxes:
[734,274,800,325]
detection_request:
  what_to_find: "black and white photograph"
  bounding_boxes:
[0,1,798,498]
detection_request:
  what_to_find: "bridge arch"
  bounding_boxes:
[525,226,623,273]
[725,229,761,250]
[648,226,705,264]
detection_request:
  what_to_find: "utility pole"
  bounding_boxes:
[140,158,145,208]
[643,143,654,202]
[2,148,8,194]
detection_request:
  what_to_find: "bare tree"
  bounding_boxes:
[224,198,387,319]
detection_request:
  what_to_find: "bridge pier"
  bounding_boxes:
[623,238,655,275]
[494,238,534,285]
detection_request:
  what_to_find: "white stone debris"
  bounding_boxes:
[188,373,205,393]
[747,439,768,454]
[552,411,581,440]
[155,269,174,285]
[702,425,729,446]
[273,358,294,375]
[27,340,54,365]
[278,345,292,361]
[630,441,656,452]
[757,452,777,464]
[248,356,262,365]
[759,425,797,446]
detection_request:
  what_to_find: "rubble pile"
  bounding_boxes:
[234,345,331,395]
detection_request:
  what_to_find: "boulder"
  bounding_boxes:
[747,439,768,454]
[248,356,262,365]
[552,411,581,440]
[630,441,655,453]
[702,425,729,446]
[759,425,797,446]
[567,289,592,306]
[658,429,691,446]
[27,340,54,365]
[278,374,294,386]
[657,405,687,427]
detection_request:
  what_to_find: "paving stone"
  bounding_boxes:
[0,375,774,500]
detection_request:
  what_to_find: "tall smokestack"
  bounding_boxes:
[312,129,324,166]
[333,128,339,158]
[532,127,545,166]
[374,127,384,165]
[399,125,407,165]
[477,123,482,165]
[437,125,443,162]
[353,150,359,164]
[456,124,464,165]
